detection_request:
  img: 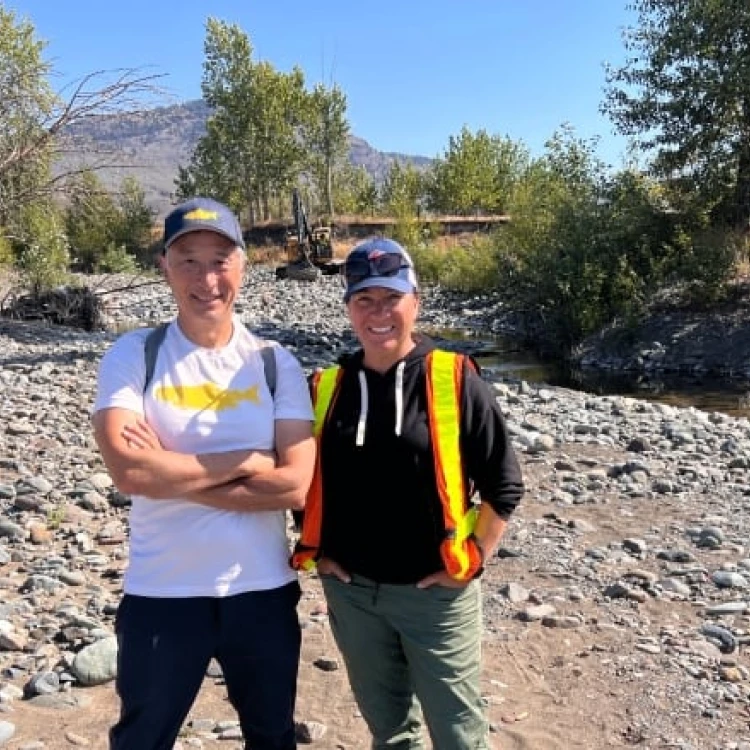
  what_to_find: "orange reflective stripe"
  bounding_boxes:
[427,351,481,581]
[291,366,342,571]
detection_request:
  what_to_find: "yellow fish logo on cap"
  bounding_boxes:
[184,208,219,221]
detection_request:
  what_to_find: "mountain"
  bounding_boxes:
[61,99,433,217]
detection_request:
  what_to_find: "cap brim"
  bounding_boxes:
[164,225,245,250]
[344,276,416,302]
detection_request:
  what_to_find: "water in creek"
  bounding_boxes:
[430,329,750,421]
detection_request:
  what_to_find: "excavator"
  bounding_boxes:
[275,189,342,281]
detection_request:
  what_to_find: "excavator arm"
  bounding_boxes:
[275,189,339,281]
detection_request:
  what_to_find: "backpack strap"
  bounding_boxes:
[143,322,277,398]
[259,343,277,398]
[143,322,169,392]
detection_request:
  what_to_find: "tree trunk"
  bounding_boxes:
[326,160,334,219]
[734,100,750,229]
[734,144,750,229]
[245,191,256,229]
[261,189,270,222]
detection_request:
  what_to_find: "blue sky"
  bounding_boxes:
[7,0,636,166]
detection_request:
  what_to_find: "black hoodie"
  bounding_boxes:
[316,335,524,584]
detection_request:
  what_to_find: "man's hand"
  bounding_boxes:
[121,418,276,474]
[93,407,280,499]
[177,420,313,512]
[122,419,161,450]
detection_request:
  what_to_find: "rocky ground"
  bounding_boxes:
[3,270,750,749]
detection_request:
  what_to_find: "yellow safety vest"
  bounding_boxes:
[291,351,482,581]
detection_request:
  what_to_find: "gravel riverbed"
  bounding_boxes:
[2,270,750,749]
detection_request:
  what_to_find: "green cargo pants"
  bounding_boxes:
[321,573,489,750]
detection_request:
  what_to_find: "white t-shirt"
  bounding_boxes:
[92,317,314,597]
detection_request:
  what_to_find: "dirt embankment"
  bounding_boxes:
[572,280,750,383]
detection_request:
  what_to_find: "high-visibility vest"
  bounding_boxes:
[291,365,344,572]
[291,350,483,581]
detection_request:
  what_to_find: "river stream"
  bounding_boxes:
[434,329,750,421]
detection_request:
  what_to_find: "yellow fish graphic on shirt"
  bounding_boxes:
[155,383,261,411]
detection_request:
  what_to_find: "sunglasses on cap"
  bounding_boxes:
[343,253,411,286]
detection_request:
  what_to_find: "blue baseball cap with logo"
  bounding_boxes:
[342,237,419,302]
[163,197,245,251]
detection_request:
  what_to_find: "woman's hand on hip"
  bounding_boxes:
[417,570,472,589]
[318,557,351,583]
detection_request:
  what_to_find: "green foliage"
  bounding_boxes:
[65,171,121,271]
[97,242,140,274]
[178,18,315,225]
[411,236,499,292]
[0,7,158,254]
[305,83,350,218]
[495,128,643,350]
[65,171,154,272]
[114,177,155,257]
[426,127,528,215]
[45,505,66,530]
[14,202,70,293]
[178,20,354,226]
[381,161,424,215]
[334,165,378,216]
[676,226,742,292]
[485,124,746,354]
[0,228,12,266]
[603,0,750,227]
[390,216,423,253]
[0,7,57,227]
[380,161,427,251]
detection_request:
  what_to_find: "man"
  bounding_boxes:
[92,196,315,750]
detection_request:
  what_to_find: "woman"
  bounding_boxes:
[293,237,524,749]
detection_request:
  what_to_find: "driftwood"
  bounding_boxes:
[0,273,164,332]
[0,285,108,331]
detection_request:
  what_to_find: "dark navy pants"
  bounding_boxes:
[109,582,301,750]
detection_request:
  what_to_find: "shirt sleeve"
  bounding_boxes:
[460,364,525,519]
[272,345,315,422]
[91,330,149,417]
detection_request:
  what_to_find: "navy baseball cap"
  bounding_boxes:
[343,238,418,302]
[163,197,245,251]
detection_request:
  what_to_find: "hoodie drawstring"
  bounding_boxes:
[356,370,368,446]
[355,361,406,446]
[394,361,405,437]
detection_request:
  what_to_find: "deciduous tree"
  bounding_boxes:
[0,4,162,290]
[426,127,527,215]
[305,83,350,218]
[0,6,162,222]
[178,18,308,225]
[603,0,750,227]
